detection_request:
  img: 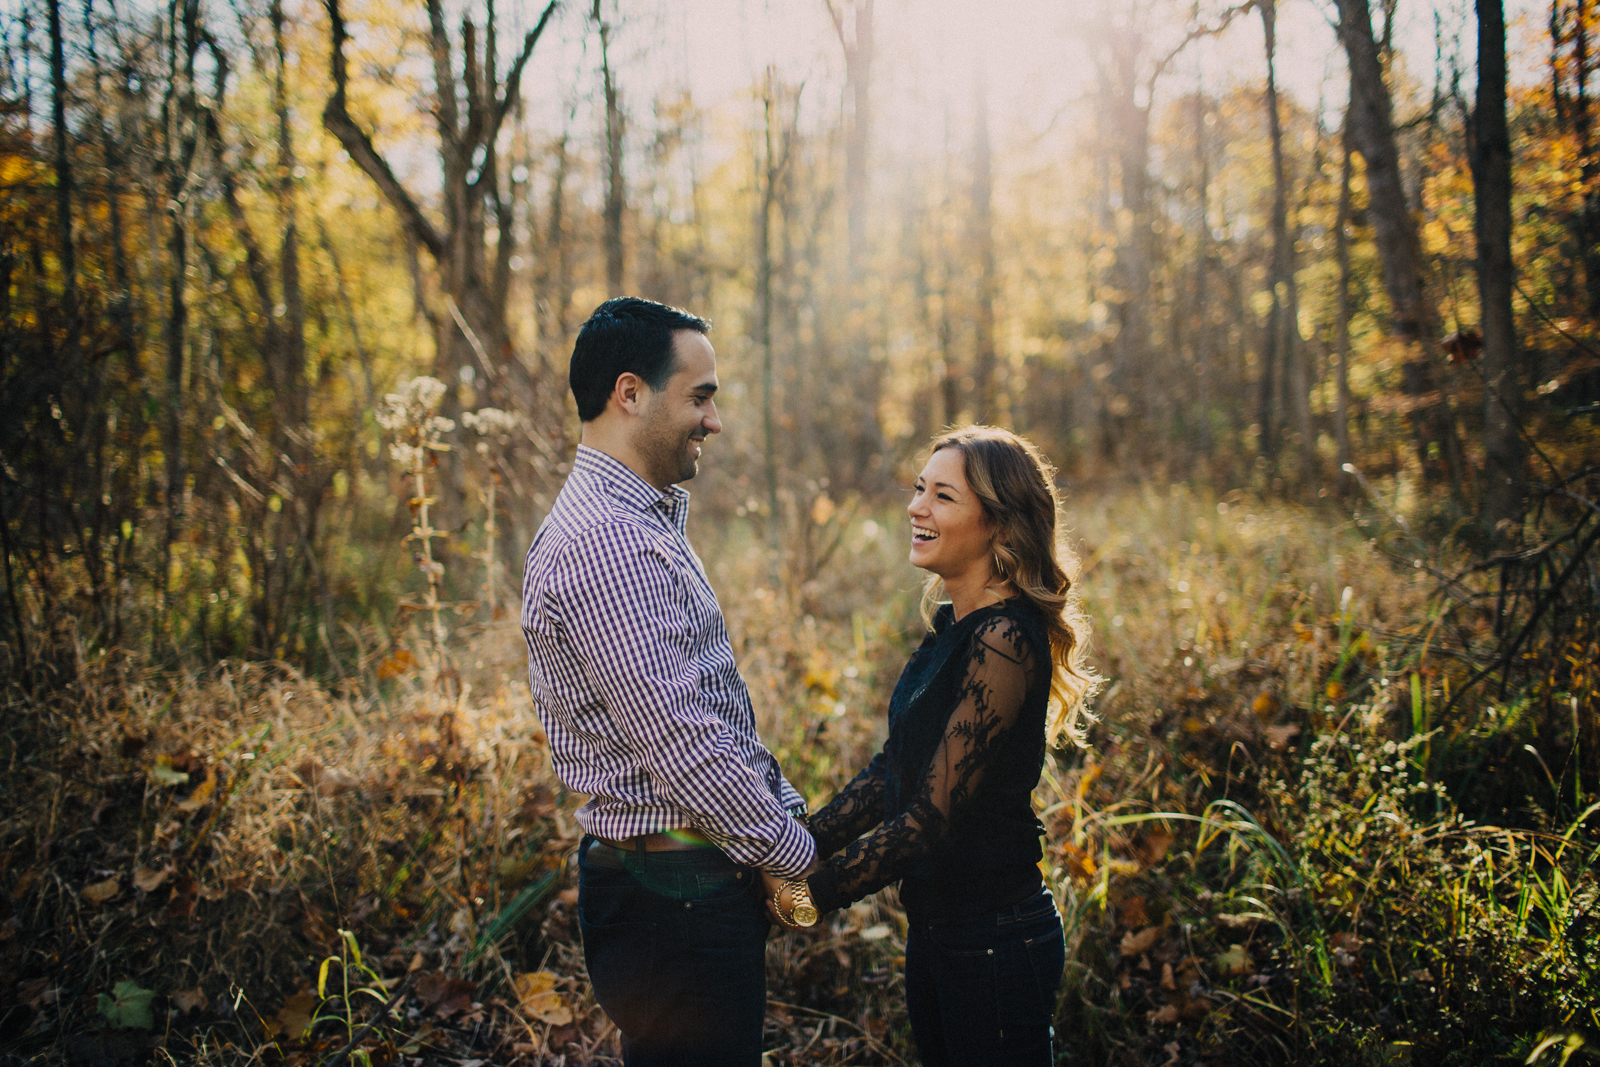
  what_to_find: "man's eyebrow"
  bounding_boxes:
[689,380,719,395]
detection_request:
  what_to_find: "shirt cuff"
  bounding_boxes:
[749,814,816,879]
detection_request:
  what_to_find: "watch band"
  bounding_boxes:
[783,879,819,928]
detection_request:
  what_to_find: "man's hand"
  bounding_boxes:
[760,871,789,927]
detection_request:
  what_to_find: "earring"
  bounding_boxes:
[992,549,1009,581]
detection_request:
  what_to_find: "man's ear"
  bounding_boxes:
[611,372,648,416]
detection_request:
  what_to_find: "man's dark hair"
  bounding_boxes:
[569,297,711,422]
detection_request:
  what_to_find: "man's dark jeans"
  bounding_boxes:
[904,886,1067,1066]
[577,835,769,1067]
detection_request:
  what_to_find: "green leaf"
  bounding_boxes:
[96,980,156,1030]
[339,928,362,968]
[318,956,335,999]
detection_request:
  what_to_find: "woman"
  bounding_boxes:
[769,426,1100,1066]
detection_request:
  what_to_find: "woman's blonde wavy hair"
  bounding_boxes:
[918,426,1102,748]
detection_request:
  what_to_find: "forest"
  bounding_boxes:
[1,0,1597,1062]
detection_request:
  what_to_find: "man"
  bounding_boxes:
[520,297,815,1066]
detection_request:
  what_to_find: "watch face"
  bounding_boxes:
[792,903,820,927]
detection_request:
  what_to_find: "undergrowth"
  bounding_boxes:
[1,483,1595,1066]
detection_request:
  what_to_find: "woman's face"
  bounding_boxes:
[907,447,994,579]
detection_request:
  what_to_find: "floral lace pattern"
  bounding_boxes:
[807,605,1046,916]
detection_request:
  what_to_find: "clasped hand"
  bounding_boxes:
[761,867,820,932]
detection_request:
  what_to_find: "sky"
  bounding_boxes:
[486,0,1547,184]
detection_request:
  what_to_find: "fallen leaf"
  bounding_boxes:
[376,649,416,680]
[859,924,891,941]
[273,990,317,1039]
[82,877,122,906]
[11,869,39,900]
[133,867,171,893]
[1160,961,1176,991]
[148,758,190,787]
[1251,692,1280,720]
[168,876,198,919]
[1120,925,1162,957]
[521,991,571,1026]
[408,952,424,973]
[1148,1003,1179,1024]
[97,979,156,1030]
[176,766,218,812]
[1264,724,1301,751]
[1118,896,1150,929]
[1213,943,1253,977]
[1331,931,1363,953]
[17,978,52,1009]
[1060,842,1096,881]
[1138,830,1176,867]
[171,987,207,1014]
[513,971,556,998]
[414,972,476,1018]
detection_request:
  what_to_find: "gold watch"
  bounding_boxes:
[783,879,819,928]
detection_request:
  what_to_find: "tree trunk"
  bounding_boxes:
[47,0,77,322]
[827,0,873,274]
[971,69,997,424]
[1472,0,1524,531]
[1335,116,1357,495]
[596,0,625,294]
[1193,91,1213,456]
[1335,0,1464,491]
[1259,0,1286,464]
[757,70,779,547]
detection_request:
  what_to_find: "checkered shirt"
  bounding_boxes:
[520,445,814,877]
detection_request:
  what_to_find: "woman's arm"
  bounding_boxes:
[807,752,888,859]
[800,615,1039,916]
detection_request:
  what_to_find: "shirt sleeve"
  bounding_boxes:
[554,523,815,877]
[807,615,1038,913]
[807,752,888,859]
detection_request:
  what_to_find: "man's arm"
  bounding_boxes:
[555,525,815,877]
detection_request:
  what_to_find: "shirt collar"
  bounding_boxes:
[573,444,691,531]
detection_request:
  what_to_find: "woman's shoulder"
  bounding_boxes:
[968,597,1049,662]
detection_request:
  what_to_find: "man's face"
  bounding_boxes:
[635,330,722,487]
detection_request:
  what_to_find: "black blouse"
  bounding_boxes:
[806,597,1051,924]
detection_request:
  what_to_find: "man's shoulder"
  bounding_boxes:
[530,480,671,573]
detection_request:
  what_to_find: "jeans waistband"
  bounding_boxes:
[910,885,1058,932]
[580,834,737,872]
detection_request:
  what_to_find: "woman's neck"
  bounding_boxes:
[944,568,1014,622]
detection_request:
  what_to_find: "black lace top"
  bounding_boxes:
[806,597,1051,924]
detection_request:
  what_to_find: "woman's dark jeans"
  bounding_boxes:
[904,887,1066,1067]
[576,835,769,1067]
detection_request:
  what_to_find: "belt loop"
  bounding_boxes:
[633,836,645,853]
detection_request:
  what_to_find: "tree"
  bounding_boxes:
[1333,0,1465,491]
[1471,0,1524,530]
[321,0,558,411]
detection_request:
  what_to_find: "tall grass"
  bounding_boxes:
[1,480,1594,1066]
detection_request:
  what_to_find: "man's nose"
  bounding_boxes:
[703,403,722,434]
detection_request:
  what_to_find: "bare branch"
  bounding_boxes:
[322,0,445,259]
[487,0,558,147]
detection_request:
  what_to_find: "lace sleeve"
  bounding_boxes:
[806,616,1039,914]
[808,752,887,859]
